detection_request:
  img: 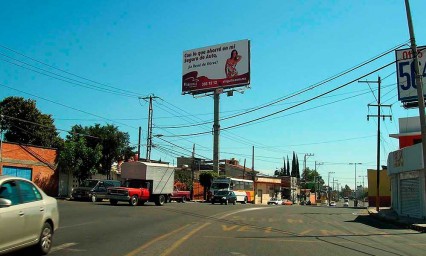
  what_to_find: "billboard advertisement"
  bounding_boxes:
[395,46,426,102]
[182,39,250,95]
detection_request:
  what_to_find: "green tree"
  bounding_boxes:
[175,168,192,190]
[0,96,62,148]
[66,124,134,179]
[58,137,102,185]
[199,171,219,200]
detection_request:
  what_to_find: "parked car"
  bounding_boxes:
[329,201,337,207]
[211,191,237,205]
[282,199,293,205]
[89,180,121,202]
[267,198,283,205]
[0,175,59,255]
[343,201,349,207]
[71,179,120,201]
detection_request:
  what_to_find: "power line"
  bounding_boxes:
[0,83,139,130]
[161,60,396,138]
[0,44,141,97]
[157,41,407,129]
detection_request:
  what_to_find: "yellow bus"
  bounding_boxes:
[209,177,254,204]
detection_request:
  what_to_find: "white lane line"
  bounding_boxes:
[50,242,78,253]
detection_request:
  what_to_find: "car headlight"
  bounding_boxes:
[222,197,226,200]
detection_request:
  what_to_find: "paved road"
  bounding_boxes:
[7,200,426,256]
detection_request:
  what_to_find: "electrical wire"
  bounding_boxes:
[160,61,396,137]
[0,83,139,130]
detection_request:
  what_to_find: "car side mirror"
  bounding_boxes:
[0,198,12,208]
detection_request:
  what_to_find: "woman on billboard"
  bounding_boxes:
[225,49,242,78]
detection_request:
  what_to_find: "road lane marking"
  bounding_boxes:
[124,224,191,256]
[50,243,78,253]
[222,225,239,231]
[59,221,97,229]
[159,207,268,256]
[159,222,210,256]
[299,229,313,235]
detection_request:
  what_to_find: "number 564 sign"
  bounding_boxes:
[396,46,426,102]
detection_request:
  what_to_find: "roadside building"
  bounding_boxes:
[387,116,426,219]
[0,141,58,196]
[254,175,281,204]
[367,168,391,207]
[281,176,298,202]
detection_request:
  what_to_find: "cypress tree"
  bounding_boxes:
[286,156,291,176]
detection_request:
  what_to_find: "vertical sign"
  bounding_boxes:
[396,46,426,102]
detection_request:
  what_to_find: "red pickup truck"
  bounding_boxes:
[169,187,191,203]
[106,161,175,206]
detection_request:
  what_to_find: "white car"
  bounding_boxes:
[0,175,59,255]
[329,201,337,207]
[343,201,349,207]
[267,198,283,205]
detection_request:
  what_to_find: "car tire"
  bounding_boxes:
[211,201,215,204]
[243,197,247,204]
[181,196,186,203]
[130,195,139,206]
[233,200,236,205]
[91,194,97,203]
[34,222,53,255]
[155,195,166,206]
[110,199,118,205]
[225,200,228,205]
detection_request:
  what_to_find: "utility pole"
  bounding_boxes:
[137,127,142,161]
[243,159,246,179]
[213,90,220,174]
[405,0,426,217]
[303,153,314,180]
[252,146,255,181]
[191,144,195,200]
[140,95,159,161]
[327,171,334,204]
[349,163,362,201]
[360,76,391,211]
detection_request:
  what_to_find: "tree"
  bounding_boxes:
[199,171,218,200]
[0,96,62,148]
[286,156,290,176]
[296,155,300,179]
[291,152,296,177]
[66,124,134,179]
[175,168,192,190]
[58,137,102,185]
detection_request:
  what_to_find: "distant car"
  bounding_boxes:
[211,191,237,205]
[282,199,293,205]
[71,179,120,201]
[329,201,337,207]
[0,175,59,255]
[343,201,349,207]
[267,198,283,205]
[306,201,312,205]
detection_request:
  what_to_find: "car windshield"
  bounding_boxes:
[211,183,229,189]
[81,180,98,188]
[215,191,230,196]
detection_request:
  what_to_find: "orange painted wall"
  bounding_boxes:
[0,142,58,196]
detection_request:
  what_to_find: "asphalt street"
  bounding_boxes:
[6,200,426,256]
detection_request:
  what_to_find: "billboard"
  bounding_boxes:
[182,39,250,95]
[395,46,426,102]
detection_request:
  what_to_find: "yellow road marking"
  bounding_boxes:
[299,229,313,235]
[160,222,210,256]
[124,224,191,256]
[222,224,239,231]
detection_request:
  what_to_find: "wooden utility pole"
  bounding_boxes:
[360,77,391,211]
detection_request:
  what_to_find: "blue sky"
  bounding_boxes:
[1,0,426,189]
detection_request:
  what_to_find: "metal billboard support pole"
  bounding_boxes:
[405,0,426,218]
[213,90,220,175]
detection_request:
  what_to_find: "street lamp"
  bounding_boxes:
[327,171,335,203]
[349,163,362,200]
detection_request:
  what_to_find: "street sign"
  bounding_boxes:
[396,46,426,102]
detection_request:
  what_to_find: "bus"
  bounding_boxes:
[209,177,254,204]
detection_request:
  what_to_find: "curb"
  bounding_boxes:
[367,209,426,233]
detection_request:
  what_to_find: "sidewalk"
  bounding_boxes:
[367,207,426,232]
